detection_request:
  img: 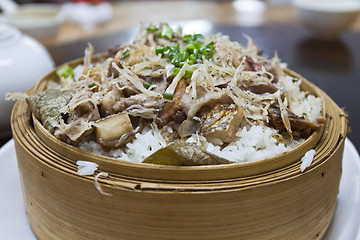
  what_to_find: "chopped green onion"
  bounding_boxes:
[163,47,172,57]
[144,82,152,89]
[184,70,194,79]
[183,33,204,44]
[180,52,189,61]
[155,47,164,55]
[163,92,174,100]
[88,82,96,88]
[123,49,130,58]
[146,25,158,32]
[56,65,74,78]
[204,41,214,49]
[189,53,197,61]
[155,33,215,67]
[169,44,179,55]
[183,34,193,43]
[170,53,182,66]
[182,43,196,54]
[194,42,202,49]
[161,25,173,40]
[194,34,204,41]
[171,67,180,76]
[201,48,214,59]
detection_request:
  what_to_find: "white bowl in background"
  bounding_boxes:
[3,4,64,43]
[0,24,54,138]
[293,0,360,39]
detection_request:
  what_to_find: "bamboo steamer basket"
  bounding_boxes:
[11,55,348,240]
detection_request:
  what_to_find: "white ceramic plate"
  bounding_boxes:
[0,139,359,239]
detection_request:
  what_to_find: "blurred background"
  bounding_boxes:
[1,0,358,50]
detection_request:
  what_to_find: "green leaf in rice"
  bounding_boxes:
[142,139,234,166]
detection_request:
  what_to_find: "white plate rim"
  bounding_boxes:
[0,138,359,239]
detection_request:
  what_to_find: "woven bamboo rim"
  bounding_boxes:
[10,55,348,239]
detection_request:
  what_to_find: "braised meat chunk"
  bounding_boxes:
[268,105,322,139]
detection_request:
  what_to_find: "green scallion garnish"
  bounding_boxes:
[160,24,173,40]
[183,34,193,43]
[146,25,158,32]
[56,65,74,79]
[171,67,180,76]
[144,82,152,89]
[155,32,215,68]
[194,33,205,41]
[184,70,194,79]
[123,49,130,58]
[183,33,204,44]
[163,92,174,100]
[88,82,96,88]
[155,47,164,55]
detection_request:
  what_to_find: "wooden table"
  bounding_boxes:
[3,1,360,150]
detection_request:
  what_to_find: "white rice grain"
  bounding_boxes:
[76,160,98,176]
[204,125,297,163]
[300,149,316,172]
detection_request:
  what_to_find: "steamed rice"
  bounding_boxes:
[80,124,302,163]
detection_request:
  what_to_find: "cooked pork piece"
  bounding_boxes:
[100,89,124,116]
[95,112,133,141]
[95,112,134,148]
[111,93,165,118]
[180,90,233,119]
[55,119,93,146]
[157,78,187,127]
[241,82,278,94]
[67,100,100,123]
[178,118,202,138]
[241,55,263,72]
[268,105,321,139]
[200,104,244,143]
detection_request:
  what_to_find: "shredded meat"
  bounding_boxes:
[268,105,321,139]
[157,78,187,127]
[180,90,233,119]
[241,82,278,94]
[241,55,263,72]
[67,100,100,123]
[55,119,93,146]
[110,93,165,118]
